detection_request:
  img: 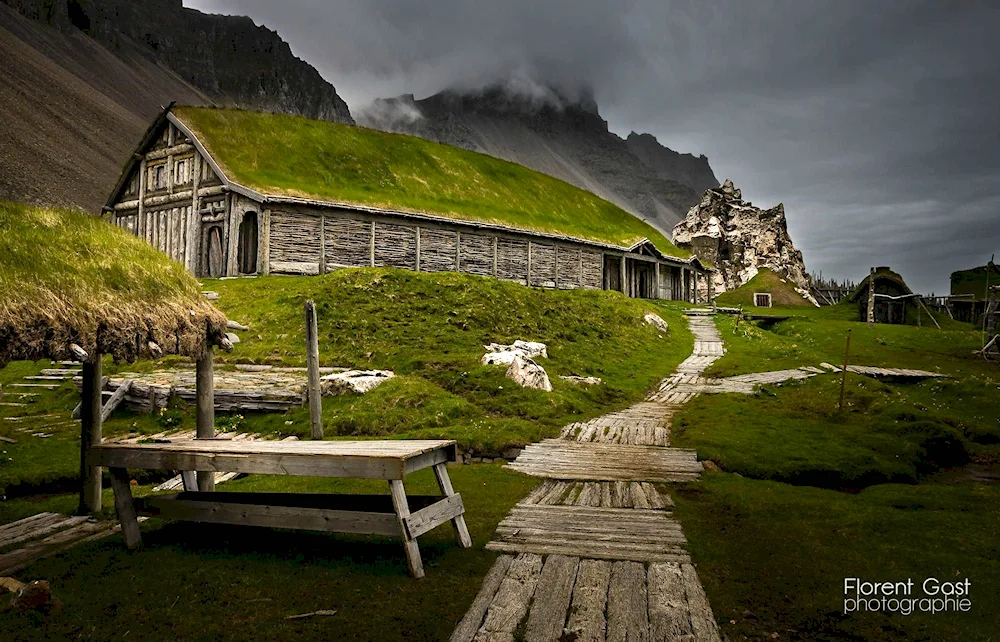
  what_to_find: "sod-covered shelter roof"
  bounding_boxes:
[847,267,913,302]
[0,202,228,367]
[714,268,813,307]
[950,262,1000,301]
[167,106,689,259]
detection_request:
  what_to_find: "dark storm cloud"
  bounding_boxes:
[186,0,1000,292]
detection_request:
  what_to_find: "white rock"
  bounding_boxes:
[506,354,552,392]
[560,375,602,385]
[484,340,547,359]
[643,313,669,333]
[320,369,394,395]
[482,351,522,366]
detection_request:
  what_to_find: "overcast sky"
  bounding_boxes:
[188,0,999,293]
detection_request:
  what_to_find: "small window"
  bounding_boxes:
[148,164,167,190]
[174,158,189,184]
[754,293,772,308]
[201,160,214,181]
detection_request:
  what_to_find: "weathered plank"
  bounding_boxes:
[607,560,649,642]
[563,559,611,642]
[109,468,142,549]
[681,564,722,642]
[473,553,543,642]
[523,555,579,642]
[648,563,694,642]
[451,555,515,642]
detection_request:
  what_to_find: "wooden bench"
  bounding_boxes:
[88,439,471,578]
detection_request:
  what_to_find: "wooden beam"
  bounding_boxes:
[415,227,422,271]
[389,480,424,578]
[100,380,133,423]
[196,349,215,492]
[433,463,472,547]
[370,220,377,267]
[305,300,324,439]
[79,357,103,514]
[109,468,142,549]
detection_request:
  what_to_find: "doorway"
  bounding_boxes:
[238,212,258,274]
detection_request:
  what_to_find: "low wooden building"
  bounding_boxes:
[847,267,915,324]
[103,106,710,302]
[949,262,1000,324]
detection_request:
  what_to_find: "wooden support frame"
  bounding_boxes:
[94,439,466,578]
[195,349,215,492]
[79,356,103,514]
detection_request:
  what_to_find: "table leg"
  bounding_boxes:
[180,470,197,492]
[109,468,142,549]
[389,479,425,579]
[433,463,472,548]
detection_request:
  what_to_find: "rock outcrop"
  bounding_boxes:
[358,84,717,232]
[672,179,809,298]
[321,370,394,395]
[481,340,548,365]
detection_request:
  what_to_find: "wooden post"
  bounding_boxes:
[79,355,103,514]
[370,220,376,267]
[620,255,627,295]
[196,348,215,492]
[389,479,424,578]
[319,212,327,274]
[838,329,852,412]
[109,468,142,549]
[492,236,498,277]
[415,227,421,271]
[866,267,876,327]
[654,262,661,299]
[527,241,533,286]
[455,231,461,271]
[708,271,715,307]
[305,300,324,439]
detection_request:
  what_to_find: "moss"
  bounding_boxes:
[173,106,687,257]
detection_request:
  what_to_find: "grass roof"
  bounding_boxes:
[173,107,687,258]
[0,202,227,366]
[714,268,813,307]
[847,267,912,302]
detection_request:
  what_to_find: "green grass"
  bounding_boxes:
[675,475,1000,642]
[0,464,539,642]
[175,107,686,256]
[0,269,693,493]
[673,374,1000,489]
[705,305,984,378]
[714,268,814,307]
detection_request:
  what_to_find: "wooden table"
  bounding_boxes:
[88,439,471,578]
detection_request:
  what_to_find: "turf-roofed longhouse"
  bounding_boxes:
[104,106,712,301]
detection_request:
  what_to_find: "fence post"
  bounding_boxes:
[305,300,324,439]
[196,348,215,492]
[838,329,852,412]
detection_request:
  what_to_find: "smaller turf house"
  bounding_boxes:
[104,106,710,301]
[848,267,915,324]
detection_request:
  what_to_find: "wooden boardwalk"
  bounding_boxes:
[0,512,144,576]
[452,312,725,641]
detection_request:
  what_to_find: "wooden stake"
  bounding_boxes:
[79,356,103,514]
[866,267,876,327]
[838,329,852,412]
[196,348,215,492]
[305,300,324,439]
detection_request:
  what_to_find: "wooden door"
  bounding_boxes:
[238,212,258,274]
[206,226,224,278]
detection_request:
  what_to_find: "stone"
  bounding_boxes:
[560,375,602,385]
[482,340,548,366]
[702,460,722,472]
[10,580,62,614]
[224,332,241,344]
[0,577,25,594]
[320,369,394,395]
[505,354,553,392]
[672,179,811,301]
[643,312,670,333]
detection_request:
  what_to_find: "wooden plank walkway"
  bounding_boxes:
[509,440,701,482]
[454,312,724,641]
[0,512,145,576]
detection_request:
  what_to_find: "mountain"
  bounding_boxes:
[357,85,718,234]
[0,0,352,210]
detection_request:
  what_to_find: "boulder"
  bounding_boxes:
[643,313,669,333]
[482,340,548,366]
[560,375,602,385]
[702,460,722,472]
[505,354,552,392]
[482,351,523,366]
[320,370,394,395]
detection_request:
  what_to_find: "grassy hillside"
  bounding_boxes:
[201,269,693,452]
[714,268,813,307]
[174,107,686,256]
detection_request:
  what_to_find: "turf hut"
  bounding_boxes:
[0,202,229,513]
[847,267,915,324]
[949,262,1000,324]
[104,106,711,302]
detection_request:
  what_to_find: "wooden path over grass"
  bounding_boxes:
[451,309,725,641]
